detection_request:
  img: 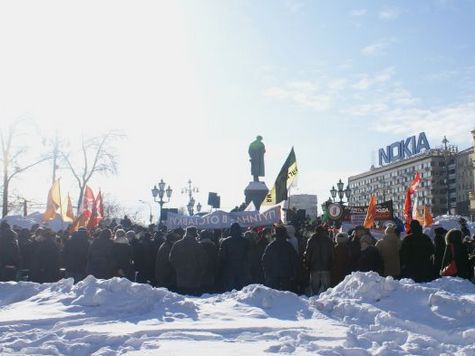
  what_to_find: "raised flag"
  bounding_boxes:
[262,147,298,206]
[81,186,95,218]
[43,179,61,221]
[403,172,421,232]
[423,206,433,227]
[363,193,376,229]
[62,193,75,223]
[87,190,104,230]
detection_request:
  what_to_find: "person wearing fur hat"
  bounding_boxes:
[400,220,434,282]
[199,229,219,293]
[86,229,115,280]
[375,225,401,278]
[262,225,298,291]
[441,229,472,280]
[155,232,178,291]
[219,223,250,292]
[304,225,334,295]
[62,228,90,283]
[112,229,134,280]
[169,226,206,295]
[30,228,60,283]
[0,222,20,281]
[357,234,383,274]
[331,232,351,287]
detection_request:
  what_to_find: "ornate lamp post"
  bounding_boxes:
[182,179,199,216]
[329,179,351,205]
[151,179,172,224]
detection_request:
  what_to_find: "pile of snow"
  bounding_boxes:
[0,273,474,355]
[317,272,475,355]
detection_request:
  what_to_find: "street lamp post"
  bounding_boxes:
[151,179,173,225]
[182,179,199,216]
[329,179,351,206]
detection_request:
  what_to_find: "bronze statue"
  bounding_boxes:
[248,135,266,182]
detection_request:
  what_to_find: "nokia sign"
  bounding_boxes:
[378,132,431,166]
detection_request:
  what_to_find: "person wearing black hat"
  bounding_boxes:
[169,226,206,295]
[219,223,250,291]
[63,227,90,283]
[0,222,20,281]
[400,220,434,282]
[262,225,298,291]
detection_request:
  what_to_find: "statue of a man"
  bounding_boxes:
[248,135,266,182]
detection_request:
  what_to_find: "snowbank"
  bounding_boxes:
[0,274,474,355]
[317,272,475,355]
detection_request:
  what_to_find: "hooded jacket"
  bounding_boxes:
[375,226,401,277]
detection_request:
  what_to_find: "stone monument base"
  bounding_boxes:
[244,181,269,211]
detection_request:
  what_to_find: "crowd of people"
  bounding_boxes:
[0,215,474,296]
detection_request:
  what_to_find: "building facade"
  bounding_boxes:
[348,131,475,219]
[284,194,318,219]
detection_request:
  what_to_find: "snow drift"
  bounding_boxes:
[0,273,474,355]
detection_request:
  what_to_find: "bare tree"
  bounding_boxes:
[61,131,123,214]
[1,120,51,217]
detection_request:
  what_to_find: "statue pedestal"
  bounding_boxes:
[244,181,269,211]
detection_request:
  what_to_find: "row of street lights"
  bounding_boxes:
[149,178,201,224]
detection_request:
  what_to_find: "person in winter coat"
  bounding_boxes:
[400,220,434,282]
[30,228,60,283]
[17,228,34,272]
[155,232,177,291]
[62,228,90,283]
[219,223,249,291]
[0,222,20,281]
[375,225,401,278]
[285,224,299,254]
[433,227,447,279]
[331,232,351,287]
[441,229,472,280]
[348,226,368,272]
[304,226,334,295]
[169,226,206,295]
[357,234,383,274]
[199,229,219,293]
[262,225,298,291]
[112,229,134,280]
[133,232,156,285]
[86,229,115,280]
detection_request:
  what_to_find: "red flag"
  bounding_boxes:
[81,186,95,219]
[87,190,103,230]
[404,172,421,232]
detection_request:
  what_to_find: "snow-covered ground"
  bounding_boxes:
[1,273,474,355]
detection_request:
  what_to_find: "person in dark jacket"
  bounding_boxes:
[219,223,249,291]
[17,228,34,272]
[433,227,447,279]
[400,220,434,282]
[30,228,60,283]
[348,226,368,272]
[441,229,472,280]
[199,229,219,293]
[62,228,90,283]
[112,229,134,280]
[86,229,115,279]
[155,232,177,291]
[304,226,334,295]
[0,222,21,281]
[357,234,383,274]
[133,231,156,285]
[331,232,351,287]
[246,230,263,285]
[262,225,298,291]
[169,226,206,295]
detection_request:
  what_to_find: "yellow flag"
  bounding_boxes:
[42,180,61,221]
[363,193,376,229]
[62,194,75,223]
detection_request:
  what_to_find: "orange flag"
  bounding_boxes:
[423,206,433,227]
[62,193,75,223]
[69,211,90,233]
[363,193,376,229]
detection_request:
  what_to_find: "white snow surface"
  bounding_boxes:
[0,273,474,355]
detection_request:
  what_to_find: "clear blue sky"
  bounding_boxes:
[1,0,474,220]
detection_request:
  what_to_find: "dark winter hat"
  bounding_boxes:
[185,226,198,238]
[434,226,448,235]
[410,220,422,234]
[230,222,242,237]
[274,225,288,239]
